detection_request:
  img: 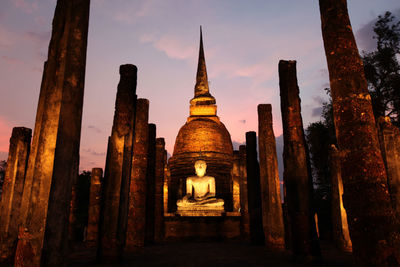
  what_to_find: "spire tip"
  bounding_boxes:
[194,26,210,98]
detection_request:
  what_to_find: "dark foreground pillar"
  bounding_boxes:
[98,65,137,261]
[245,132,264,245]
[0,127,31,263]
[329,145,352,252]
[154,138,166,242]
[238,145,250,240]
[279,60,320,261]
[14,1,90,266]
[232,151,241,212]
[145,123,156,245]
[378,117,400,218]
[125,99,149,251]
[257,104,285,250]
[68,179,78,243]
[86,168,103,247]
[319,0,400,264]
[164,164,170,214]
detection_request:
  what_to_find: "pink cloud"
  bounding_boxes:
[78,154,105,172]
[140,34,197,60]
[135,0,156,17]
[34,16,46,26]
[112,1,157,24]
[31,66,43,73]
[113,12,136,24]
[81,148,106,157]
[12,0,38,14]
[1,55,23,65]
[234,63,275,84]
[25,31,50,45]
[0,25,18,48]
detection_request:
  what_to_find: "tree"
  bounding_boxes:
[306,88,335,192]
[306,88,336,240]
[362,11,400,125]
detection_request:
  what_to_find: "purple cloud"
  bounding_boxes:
[82,148,106,157]
[356,8,400,53]
[312,107,323,118]
[2,55,23,65]
[88,125,102,133]
[12,0,38,14]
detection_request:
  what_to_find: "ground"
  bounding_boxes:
[68,241,353,266]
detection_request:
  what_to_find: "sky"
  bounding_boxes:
[0,0,400,172]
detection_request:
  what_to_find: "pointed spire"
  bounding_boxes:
[194,26,210,97]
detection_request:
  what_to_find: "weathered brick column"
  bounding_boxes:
[145,123,156,245]
[0,127,31,262]
[14,1,90,266]
[154,138,166,242]
[378,117,400,217]
[125,99,149,251]
[245,132,264,245]
[257,104,285,250]
[330,145,352,252]
[68,181,78,243]
[238,145,250,240]
[98,65,137,261]
[282,200,292,250]
[86,168,103,247]
[279,60,320,260]
[231,151,241,212]
[319,0,400,264]
[164,164,170,214]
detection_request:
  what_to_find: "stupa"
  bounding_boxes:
[168,28,234,212]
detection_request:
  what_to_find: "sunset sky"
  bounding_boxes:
[1,0,400,171]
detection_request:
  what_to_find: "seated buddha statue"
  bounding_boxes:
[177,160,224,208]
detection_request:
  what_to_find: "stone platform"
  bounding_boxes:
[176,210,224,217]
[164,212,241,241]
[176,205,225,217]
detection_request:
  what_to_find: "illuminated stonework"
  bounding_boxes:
[168,28,233,212]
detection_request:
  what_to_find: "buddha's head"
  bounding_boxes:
[194,160,207,177]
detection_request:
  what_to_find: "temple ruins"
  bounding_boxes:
[2,0,400,265]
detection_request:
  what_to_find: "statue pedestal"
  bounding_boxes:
[164,212,241,241]
[176,205,225,217]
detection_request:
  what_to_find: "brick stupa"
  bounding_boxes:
[168,28,234,212]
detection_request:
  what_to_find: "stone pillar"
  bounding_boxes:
[86,168,103,247]
[125,99,149,251]
[245,132,264,245]
[145,123,156,245]
[282,201,292,250]
[279,60,320,260]
[154,138,166,242]
[238,145,250,240]
[14,1,90,266]
[319,1,400,264]
[98,65,137,261]
[257,104,285,250]
[164,164,171,214]
[378,117,400,217]
[0,162,6,197]
[330,145,352,252]
[0,127,31,262]
[231,151,241,212]
[68,181,78,243]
